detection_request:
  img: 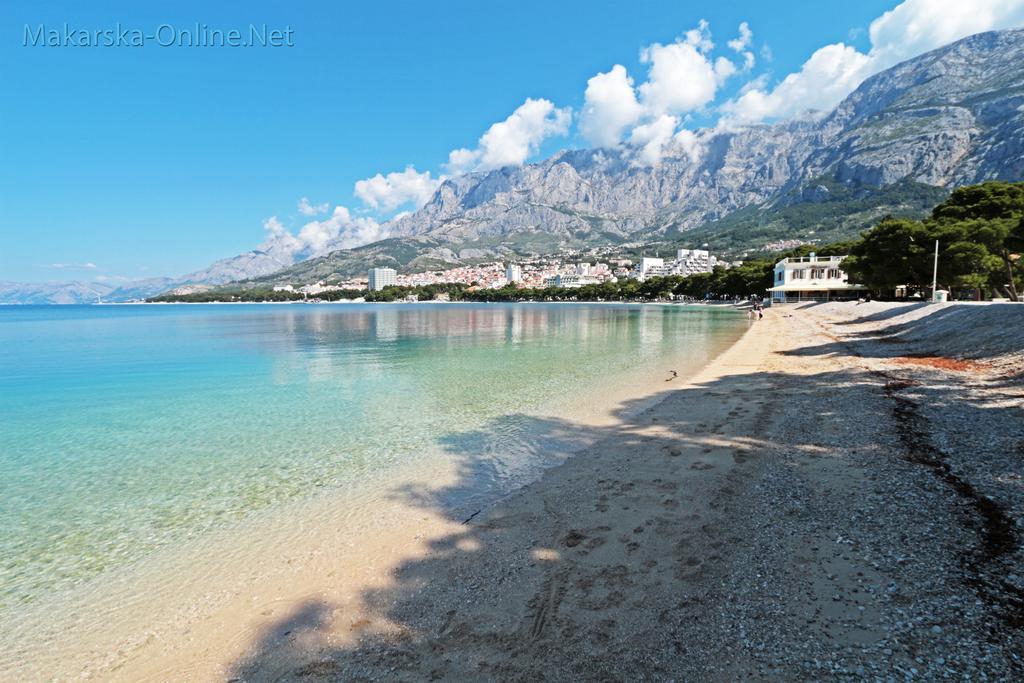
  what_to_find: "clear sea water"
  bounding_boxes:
[0,302,746,617]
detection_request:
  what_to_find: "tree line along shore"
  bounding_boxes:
[149,181,1024,305]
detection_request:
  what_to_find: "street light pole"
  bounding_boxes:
[931,239,939,302]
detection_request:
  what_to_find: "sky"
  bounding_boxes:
[2,0,1023,283]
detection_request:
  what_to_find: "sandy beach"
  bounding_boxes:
[23,301,1024,680]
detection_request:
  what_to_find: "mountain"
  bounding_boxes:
[243,28,1024,288]
[0,280,118,305]
[393,29,1023,243]
[0,249,292,305]
[6,29,1023,302]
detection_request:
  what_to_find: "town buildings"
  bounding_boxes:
[633,249,721,280]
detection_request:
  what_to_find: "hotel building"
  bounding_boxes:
[768,254,867,303]
[368,267,398,291]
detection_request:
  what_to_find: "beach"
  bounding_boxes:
[9,301,1024,679]
[218,301,1022,681]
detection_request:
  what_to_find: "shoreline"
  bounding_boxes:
[222,302,1023,680]
[4,305,749,681]
[13,301,1023,679]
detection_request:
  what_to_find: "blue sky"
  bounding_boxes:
[2,0,1021,282]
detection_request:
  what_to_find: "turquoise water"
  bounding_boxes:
[0,303,745,612]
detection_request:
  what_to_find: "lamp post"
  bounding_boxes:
[931,240,939,302]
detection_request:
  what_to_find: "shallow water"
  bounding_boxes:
[0,302,746,619]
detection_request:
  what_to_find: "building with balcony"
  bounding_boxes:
[543,274,602,288]
[768,254,867,303]
[367,267,397,291]
[634,257,665,281]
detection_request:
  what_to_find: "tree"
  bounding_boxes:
[931,181,1024,301]
[842,218,937,294]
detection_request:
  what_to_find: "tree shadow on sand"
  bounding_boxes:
[225,352,1024,680]
[781,303,1022,365]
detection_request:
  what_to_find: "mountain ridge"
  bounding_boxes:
[4,28,1023,302]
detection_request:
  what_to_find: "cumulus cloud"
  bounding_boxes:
[727,22,756,71]
[714,56,737,86]
[724,0,1024,123]
[673,129,703,164]
[638,36,719,117]
[579,65,643,148]
[354,166,441,212]
[579,21,733,161]
[259,208,385,262]
[724,42,871,123]
[628,115,680,166]
[447,98,572,174]
[297,197,329,216]
[728,22,753,53]
[868,0,1024,69]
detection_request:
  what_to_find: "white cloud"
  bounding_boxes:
[354,166,441,212]
[673,128,703,164]
[727,23,756,71]
[580,21,739,160]
[446,148,480,176]
[684,19,714,53]
[714,56,737,86]
[297,197,329,216]
[638,37,719,117]
[579,65,643,148]
[628,115,679,166]
[728,22,753,53]
[50,262,98,270]
[725,0,1024,123]
[868,0,1024,70]
[725,42,871,123]
[447,98,572,174]
[259,208,385,261]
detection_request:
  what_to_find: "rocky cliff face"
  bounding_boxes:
[389,29,1024,245]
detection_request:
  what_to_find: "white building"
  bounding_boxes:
[368,267,397,291]
[768,253,867,303]
[635,257,665,281]
[506,263,523,283]
[673,249,716,276]
[634,251,720,280]
[544,274,602,288]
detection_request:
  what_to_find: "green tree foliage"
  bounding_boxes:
[843,181,1024,299]
[930,181,1024,300]
[843,218,940,293]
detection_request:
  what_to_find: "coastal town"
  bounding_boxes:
[264,247,738,298]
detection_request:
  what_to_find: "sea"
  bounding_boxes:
[0,302,747,674]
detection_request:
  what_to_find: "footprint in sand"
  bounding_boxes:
[564,530,587,547]
[690,461,715,470]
